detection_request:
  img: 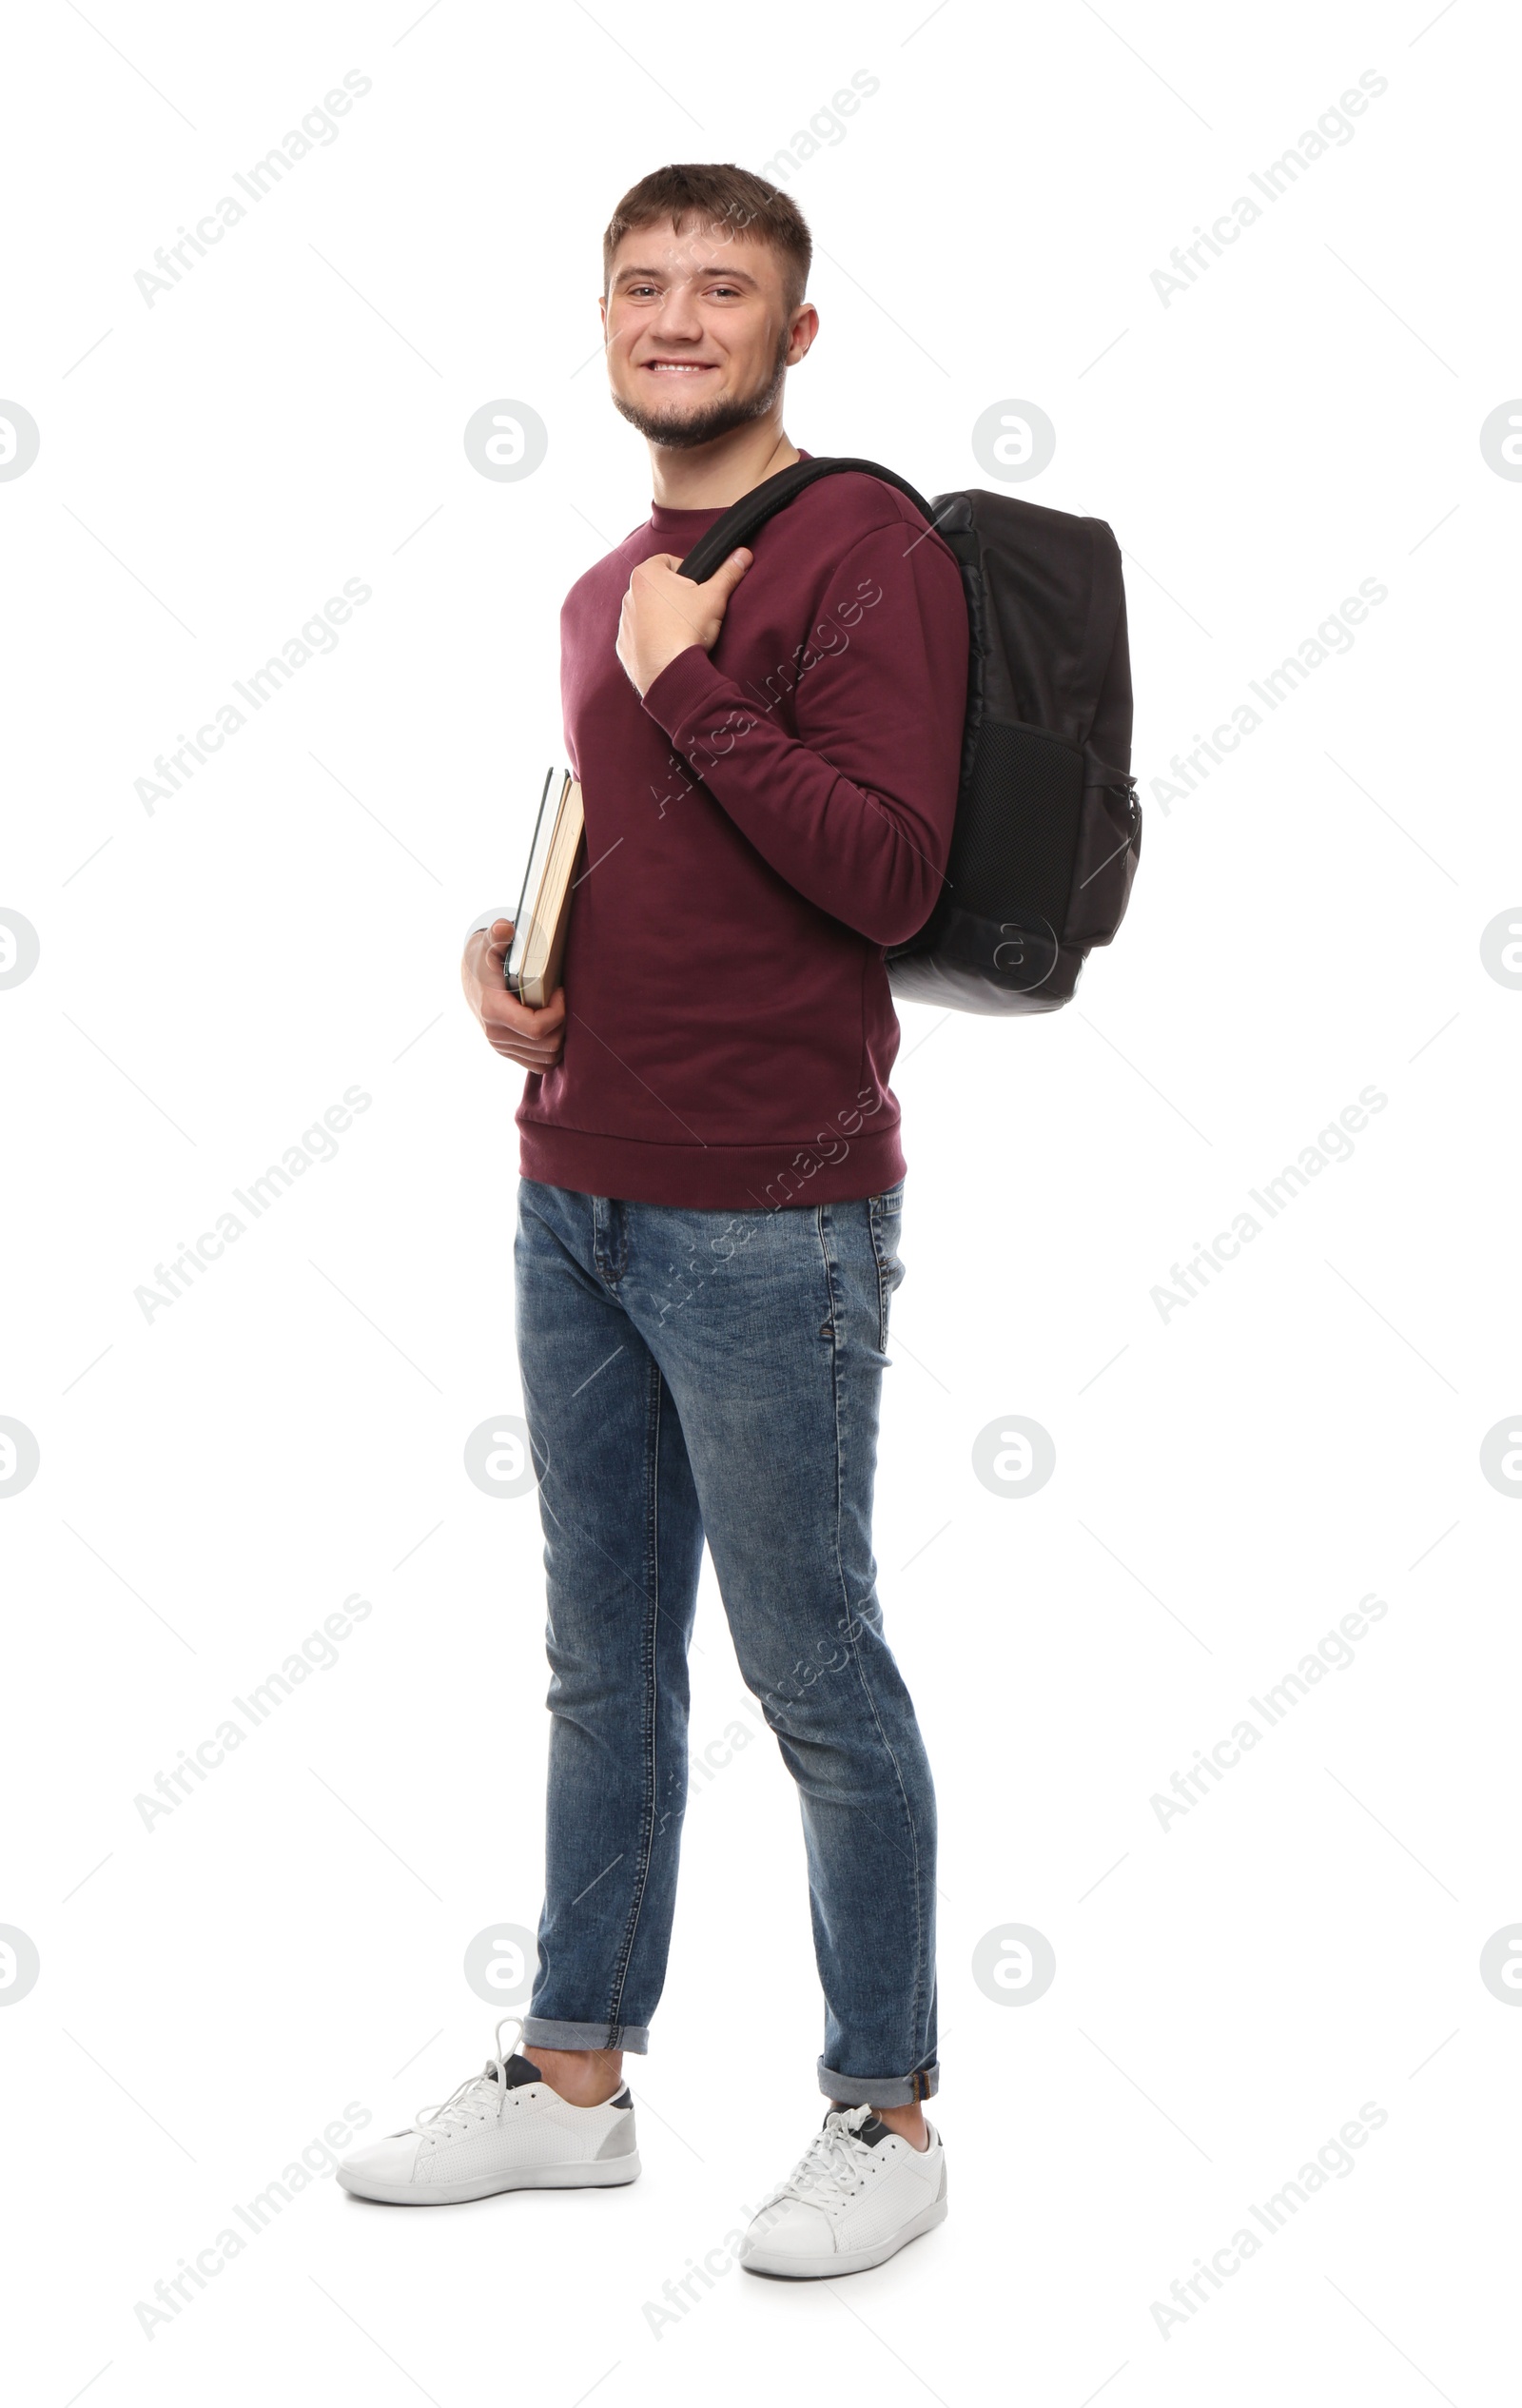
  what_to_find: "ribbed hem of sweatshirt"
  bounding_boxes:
[517,1116,907,1212]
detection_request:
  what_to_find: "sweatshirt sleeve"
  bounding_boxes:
[638,520,967,948]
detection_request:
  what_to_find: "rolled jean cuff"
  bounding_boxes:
[522,2015,650,2054]
[820,2058,938,2106]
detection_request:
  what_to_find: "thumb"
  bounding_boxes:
[704,546,752,599]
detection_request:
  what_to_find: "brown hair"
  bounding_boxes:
[602,165,811,314]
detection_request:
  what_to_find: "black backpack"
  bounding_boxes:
[677,456,1141,1012]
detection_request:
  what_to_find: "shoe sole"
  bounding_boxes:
[338,2156,641,2206]
[741,2191,947,2279]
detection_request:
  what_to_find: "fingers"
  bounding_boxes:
[479,986,564,1038]
[481,978,566,1067]
[629,555,709,639]
[462,921,563,1064]
[463,920,513,979]
[528,983,567,1028]
[488,1039,564,1067]
[702,546,752,600]
[486,1026,565,1066]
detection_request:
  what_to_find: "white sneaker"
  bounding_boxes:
[740,2105,947,2278]
[337,2018,640,2205]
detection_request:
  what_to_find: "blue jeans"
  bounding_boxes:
[514,1177,939,2105]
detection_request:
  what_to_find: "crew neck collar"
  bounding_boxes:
[650,448,812,534]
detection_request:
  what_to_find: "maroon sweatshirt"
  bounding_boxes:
[516,457,969,1209]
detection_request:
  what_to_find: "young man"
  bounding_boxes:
[339,166,968,2279]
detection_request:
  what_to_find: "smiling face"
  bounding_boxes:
[600,217,816,450]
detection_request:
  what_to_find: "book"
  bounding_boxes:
[505,768,583,1008]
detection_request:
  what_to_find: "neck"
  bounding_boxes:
[649,415,799,511]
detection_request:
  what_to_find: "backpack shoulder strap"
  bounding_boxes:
[675,456,937,582]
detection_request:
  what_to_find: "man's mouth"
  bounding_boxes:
[641,361,718,376]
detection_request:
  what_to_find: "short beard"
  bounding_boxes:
[611,324,792,451]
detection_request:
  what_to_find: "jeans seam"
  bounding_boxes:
[817,1201,929,2079]
[606,1353,663,2034]
[871,1200,890,1352]
[843,1646,927,2078]
[868,1189,904,1353]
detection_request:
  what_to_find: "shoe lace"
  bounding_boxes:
[415,2016,526,2139]
[774,2110,872,2205]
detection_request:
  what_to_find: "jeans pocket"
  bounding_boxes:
[868,1187,906,1352]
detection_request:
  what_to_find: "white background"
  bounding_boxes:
[3,1,1518,2400]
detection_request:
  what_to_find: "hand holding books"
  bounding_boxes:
[460,916,567,1070]
[459,767,582,1073]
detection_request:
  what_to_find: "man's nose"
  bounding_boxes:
[648,284,705,343]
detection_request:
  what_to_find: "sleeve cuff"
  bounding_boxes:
[640,644,737,746]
